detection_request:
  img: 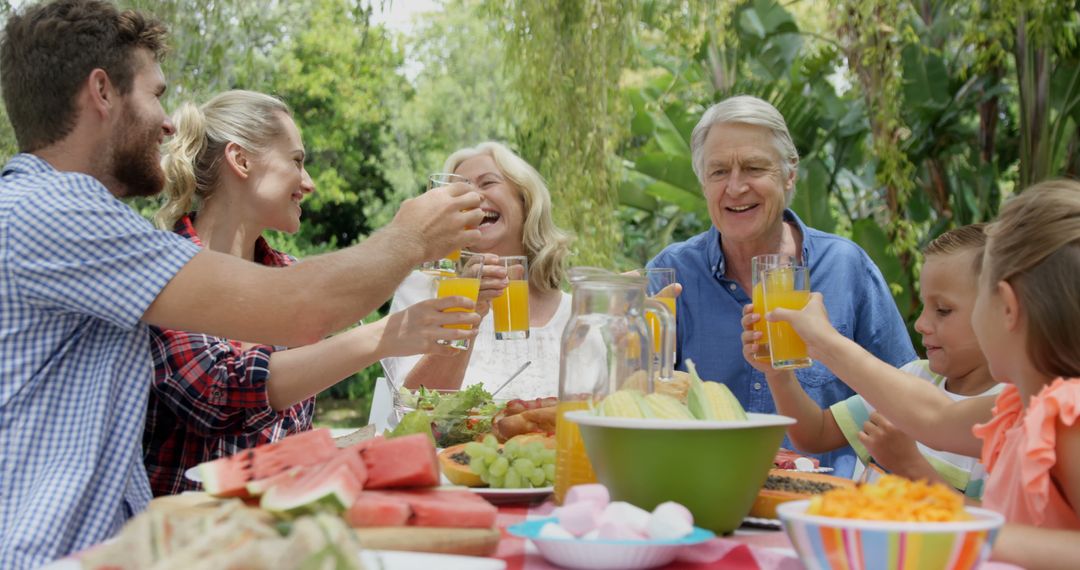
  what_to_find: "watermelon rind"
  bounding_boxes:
[260,465,360,518]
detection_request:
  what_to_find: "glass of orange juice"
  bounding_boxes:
[642,268,677,358]
[491,255,530,340]
[421,173,470,274]
[751,254,797,362]
[433,251,483,350]
[762,264,812,369]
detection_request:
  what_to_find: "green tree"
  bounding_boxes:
[377,0,522,231]
[489,0,639,268]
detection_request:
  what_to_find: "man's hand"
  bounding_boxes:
[391,183,484,263]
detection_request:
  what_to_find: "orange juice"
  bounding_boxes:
[492,280,530,338]
[645,296,677,354]
[436,277,480,330]
[764,289,811,368]
[445,249,461,262]
[751,282,771,361]
[554,400,597,504]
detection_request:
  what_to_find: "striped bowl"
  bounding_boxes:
[777,500,1004,570]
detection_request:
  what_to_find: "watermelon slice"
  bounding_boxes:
[245,466,305,498]
[197,428,337,497]
[401,489,497,528]
[358,433,440,489]
[345,491,412,527]
[261,461,363,518]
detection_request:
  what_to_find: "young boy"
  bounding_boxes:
[743,225,1001,496]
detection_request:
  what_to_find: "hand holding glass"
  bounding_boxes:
[762,265,812,369]
[751,254,796,362]
[433,251,484,350]
[422,173,470,273]
[491,255,530,340]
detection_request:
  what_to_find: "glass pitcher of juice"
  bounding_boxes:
[553,267,675,504]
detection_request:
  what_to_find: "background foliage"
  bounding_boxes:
[1,0,1078,423]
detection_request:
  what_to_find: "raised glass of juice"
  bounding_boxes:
[491,255,530,340]
[421,173,470,273]
[751,254,797,362]
[762,264,812,369]
[433,251,483,350]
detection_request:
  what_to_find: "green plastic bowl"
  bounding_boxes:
[566,411,795,535]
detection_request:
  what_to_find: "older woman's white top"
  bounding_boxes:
[380,270,571,400]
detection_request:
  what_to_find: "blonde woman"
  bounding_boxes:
[381,142,574,400]
[144,90,479,496]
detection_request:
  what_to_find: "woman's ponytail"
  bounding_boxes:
[157,102,208,229]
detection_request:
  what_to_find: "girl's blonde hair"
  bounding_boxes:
[443,142,573,292]
[157,90,291,229]
[985,179,1080,379]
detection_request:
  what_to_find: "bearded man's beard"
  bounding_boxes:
[109,108,166,198]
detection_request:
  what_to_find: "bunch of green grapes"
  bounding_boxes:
[464,434,556,488]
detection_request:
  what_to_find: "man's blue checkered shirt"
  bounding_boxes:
[0,154,200,569]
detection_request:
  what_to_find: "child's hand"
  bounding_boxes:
[740,304,774,374]
[859,411,923,474]
[474,253,509,318]
[765,292,838,359]
[379,297,481,357]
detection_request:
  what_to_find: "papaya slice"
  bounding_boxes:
[438,444,484,487]
[749,469,855,519]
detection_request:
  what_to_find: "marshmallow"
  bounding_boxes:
[599,501,651,534]
[647,502,694,540]
[582,529,600,540]
[556,500,601,536]
[794,457,816,471]
[596,520,647,541]
[651,501,693,525]
[564,483,610,510]
[538,522,575,540]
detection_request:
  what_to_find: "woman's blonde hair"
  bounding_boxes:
[984,179,1080,379]
[443,142,573,291]
[156,90,291,229]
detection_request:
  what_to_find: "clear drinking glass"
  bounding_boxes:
[432,251,484,350]
[751,254,797,362]
[422,173,470,274]
[491,255,530,340]
[642,267,677,361]
[762,264,812,369]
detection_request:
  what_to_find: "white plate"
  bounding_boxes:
[469,486,553,505]
[42,550,504,570]
[184,465,201,483]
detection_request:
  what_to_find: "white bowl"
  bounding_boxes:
[507,517,715,570]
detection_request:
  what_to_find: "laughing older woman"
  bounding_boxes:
[647,95,915,474]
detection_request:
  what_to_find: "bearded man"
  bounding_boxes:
[0,2,485,567]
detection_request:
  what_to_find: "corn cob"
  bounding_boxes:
[598,389,646,418]
[686,360,748,421]
[641,392,695,419]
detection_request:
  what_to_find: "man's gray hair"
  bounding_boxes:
[689,95,800,188]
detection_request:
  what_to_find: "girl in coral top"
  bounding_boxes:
[745,179,1080,569]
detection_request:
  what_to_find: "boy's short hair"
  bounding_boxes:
[0,0,168,152]
[924,223,988,274]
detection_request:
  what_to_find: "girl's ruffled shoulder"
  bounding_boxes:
[1015,378,1080,519]
[973,384,1024,470]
